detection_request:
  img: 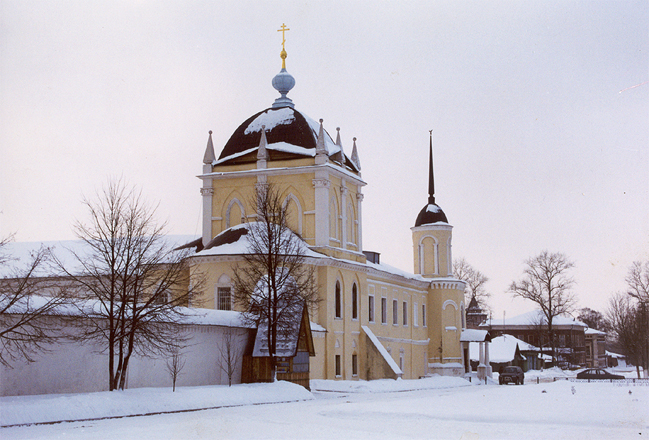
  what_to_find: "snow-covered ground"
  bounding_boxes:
[1,373,647,439]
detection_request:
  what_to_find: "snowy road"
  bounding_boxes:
[2,380,647,440]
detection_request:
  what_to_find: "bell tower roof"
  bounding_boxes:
[414,130,448,227]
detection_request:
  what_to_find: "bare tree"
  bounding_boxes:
[623,260,649,377]
[232,183,318,381]
[55,179,203,390]
[218,328,244,386]
[626,260,649,302]
[0,235,70,367]
[509,250,577,364]
[607,293,646,378]
[166,348,186,392]
[453,257,491,312]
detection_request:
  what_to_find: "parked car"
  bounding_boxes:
[499,366,524,385]
[576,368,624,380]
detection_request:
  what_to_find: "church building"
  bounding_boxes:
[186,28,467,380]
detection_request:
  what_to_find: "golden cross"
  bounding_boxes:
[277,23,290,51]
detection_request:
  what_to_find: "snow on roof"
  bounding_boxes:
[196,223,323,259]
[267,141,315,157]
[244,107,295,135]
[481,310,587,328]
[460,329,489,342]
[605,351,625,358]
[469,334,533,363]
[585,328,606,335]
[426,204,441,213]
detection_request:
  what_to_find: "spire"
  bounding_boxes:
[428,130,435,204]
[203,130,216,164]
[351,137,361,170]
[315,118,328,164]
[333,127,344,164]
[257,125,268,160]
[257,125,268,169]
[271,23,295,108]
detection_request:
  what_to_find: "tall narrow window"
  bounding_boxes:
[352,284,358,320]
[368,295,375,322]
[352,354,358,376]
[460,304,466,329]
[335,355,341,377]
[393,299,398,325]
[422,304,427,327]
[403,301,408,326]
[217,287,231,311]
[335,281,342,318]
[414,302,419,327]
[381,297,387,324]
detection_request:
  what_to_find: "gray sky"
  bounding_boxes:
[1,1,647,319]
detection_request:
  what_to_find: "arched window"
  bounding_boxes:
[460,303,466,329]
[329,196,340,242]
[283,193,302,235]
[447,236,453,275]
[351,283,358,320]
[346,201,355,247]
[335,281,342,319]
[419,235,439,275]
[226,198,245,228]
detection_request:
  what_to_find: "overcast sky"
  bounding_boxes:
[1,1,647,319]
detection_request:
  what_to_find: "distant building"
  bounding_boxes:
[480,310,587,367]
[465,296,488,329]
[584,328,607,368]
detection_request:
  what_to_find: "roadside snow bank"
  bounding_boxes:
[310,376,471,393]
[0,381,313,427]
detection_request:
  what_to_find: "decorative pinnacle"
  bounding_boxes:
[277,23,290,69]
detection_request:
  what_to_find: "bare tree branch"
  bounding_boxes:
[453,257,491,312]
[626,260,649,302]
[232,183,319,380]
[0,236,72,367]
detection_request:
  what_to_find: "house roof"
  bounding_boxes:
[460,329,491,342]
[252,302,315,358]
[480,310,587,329]
[469,334,537,363]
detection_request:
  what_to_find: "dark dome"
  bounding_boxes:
[218,106,336,161]
[414,203,448,227]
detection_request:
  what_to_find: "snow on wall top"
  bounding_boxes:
[0,236,199,278]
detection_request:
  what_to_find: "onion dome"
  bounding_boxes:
[414,130,448,227]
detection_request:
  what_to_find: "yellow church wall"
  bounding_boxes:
[426,284,464,369]
[362,276,432,379]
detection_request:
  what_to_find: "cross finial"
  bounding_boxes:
[277,23,290,51]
